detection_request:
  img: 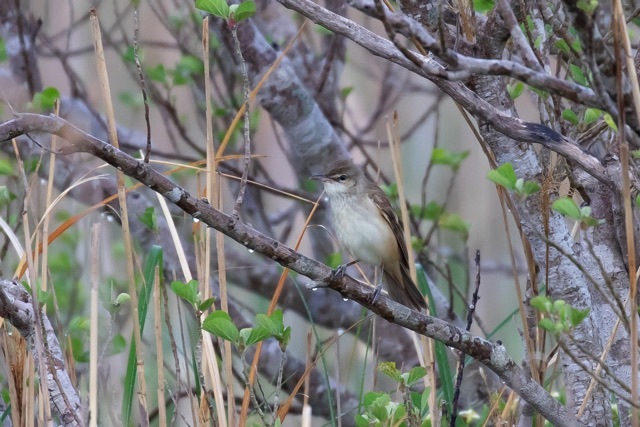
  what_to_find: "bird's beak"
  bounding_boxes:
[309,174,329,182]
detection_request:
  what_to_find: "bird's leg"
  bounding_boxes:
[329,259,358,282]
[369,266,383,305]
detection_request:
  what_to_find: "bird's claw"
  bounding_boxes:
[370,284,382,305]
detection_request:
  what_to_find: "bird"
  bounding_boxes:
[310,159,427,310]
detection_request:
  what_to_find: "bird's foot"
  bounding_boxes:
[327,260,358,283]
[369,284,383,305]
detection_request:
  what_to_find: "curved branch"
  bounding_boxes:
[0,113,582,427]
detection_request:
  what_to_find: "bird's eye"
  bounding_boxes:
[338,174,347,181]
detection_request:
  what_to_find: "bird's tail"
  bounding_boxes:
[383,265,427,311]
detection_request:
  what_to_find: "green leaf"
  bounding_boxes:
[530,295,551,313]
[146,64,167,83]
[0,157,14,176]
[118,92,144,108]
[411,201,443,220]
[0,186,10,206]
[405,366,427,386]
[486,162,517,190]
[378,361,402,382]
[232,1,256,22]
[562,108,579,125]
[138,207,157,231]
[122,245,163,425]
[111,334,127,354]
[325,252,343,269]
[255,313,277,336]
[30,87,60,111]
[473,0,495,13]
[538,318,556,332]
[569,64,588,86]
[340,86,354,100]
[0,37,7,62]
[507,81,525,99]
[170,279,199,306]
[195,0,230,18]
[552,197,581,220]
[528,85,549,99]
[121,46,139,63]
[240,326,270,346]
[570,307,591,328]
[554,39,570,54]
[202,311,239,343]
[636,195,640,208]
[522,181,541,197]
[583,108,602,125]
[198,297,216,312]
[438,213,470,238]
[603,113,618,131]
[431,148,470,170]
[114,293,131,306]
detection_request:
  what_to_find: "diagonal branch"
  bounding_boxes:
[0,113,582,427]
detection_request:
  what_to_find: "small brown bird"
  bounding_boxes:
[311,159,427,310]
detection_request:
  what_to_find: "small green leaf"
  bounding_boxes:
[486,162,517,190]
[114,293,131,306]
[507,81,525,99]
[241,326,270,346]
[380,183,398,199]
[583,108,602,125]
[528,85,549,99]
[603,113,618,131]
[554,39,570,54]
[405,366,427,386]
[636,195,640,208]
[0,37,7,62]
[198,297,216,312]
[255,313,277,336]
[562,108,579,125]
[30,87,60,111]
[411,201,443,220]
[552,197,582,220]
[431,148,470,170]
[582,216,605,227]
[0,186,10,206]
[530,295,550,313]
[0,157,14,176]
[138,207,157,231]
[340,86,354,100]
[121,46,138,63]
[171,280,199,306]
[438,213,470,238]
[195,0,230,18]
[473,0,494,12]
[378,362,402,382]
[569,64,588,86]
[146,64,167,83]
[111,334,127,354]
[232,0,256,22]
[538,318,556,332]
[325,252,343,269]
[522,181,541,196]
[202,311,239,343]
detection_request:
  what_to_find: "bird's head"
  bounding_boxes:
[310,159,362,197]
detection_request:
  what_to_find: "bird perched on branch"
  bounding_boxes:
[311,159,427,311]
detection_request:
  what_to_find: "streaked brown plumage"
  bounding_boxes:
[311,159,426,310]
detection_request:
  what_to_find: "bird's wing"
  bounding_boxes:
[368,185,410,265]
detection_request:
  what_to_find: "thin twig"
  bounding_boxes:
[133,9,152,163]
[231,23,252,218]
[450,250,482,427]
